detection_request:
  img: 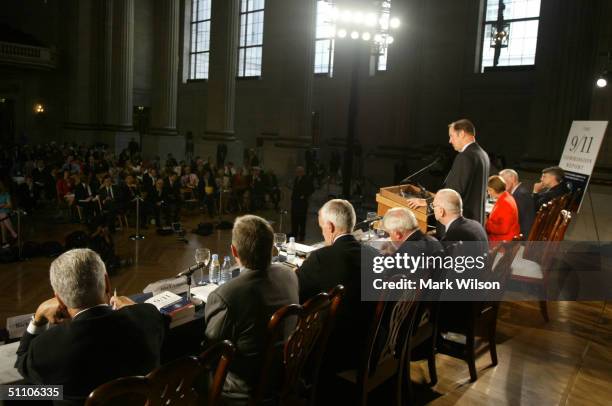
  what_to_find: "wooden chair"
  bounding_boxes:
[335,281,420,406]
[511,210,572,322]
[307,285,345,406]
[251,292,334,406]
[199,340,236,406]
[87,341,236,406]
[438,240,521,382]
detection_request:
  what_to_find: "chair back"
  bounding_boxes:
[527,202,551,241]
[86,377,149,406]
[252,293,333,405]
[147,356,202,406]
[359,276,420,385]
[199,340,236,406]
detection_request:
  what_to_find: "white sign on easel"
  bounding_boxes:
[558,121,608,212]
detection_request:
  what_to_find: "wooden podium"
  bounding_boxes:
[375,185,432,232]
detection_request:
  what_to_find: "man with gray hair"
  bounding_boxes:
[297,199,376,372]
[204,215,298,404]
[433,189,487,241]
[499,168,535,236]
[15,248,167,404]
[382,207,443,258]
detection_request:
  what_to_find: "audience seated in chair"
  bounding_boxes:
[533,166,568,210]
[485,175,520,243]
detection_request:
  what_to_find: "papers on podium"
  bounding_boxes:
[191,284,219,303]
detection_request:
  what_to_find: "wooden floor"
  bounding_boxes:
[1,206,611,405]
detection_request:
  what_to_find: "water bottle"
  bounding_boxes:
[287,237,296,263]
[220,256,232,285]
[209,254,220,284]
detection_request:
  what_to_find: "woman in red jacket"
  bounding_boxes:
[486,175,520,242]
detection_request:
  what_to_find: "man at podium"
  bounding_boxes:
[407,119,490,227]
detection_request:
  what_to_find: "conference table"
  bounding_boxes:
[0,241,322,385]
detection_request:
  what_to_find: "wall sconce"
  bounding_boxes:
[137,106,145,111]
[0,98,6,104]
[34,103,45,114]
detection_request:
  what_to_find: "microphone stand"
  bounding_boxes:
[177,262,206,301]
[400,157,441,184]
[129,196,145,241]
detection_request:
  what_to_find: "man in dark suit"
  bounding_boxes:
[297,199,376,372]
[163,173,182,223]
[17,175,40,213]
[204,215,299,404]
[15,248,167,405]
[500,169,536,237]
[290,166,314,242]
[432,189,488,257]
[532,166,568,210]
[407,119,490,226]
[74,175,100,222]
[142,168,158,194]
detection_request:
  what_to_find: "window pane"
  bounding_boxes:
[314,0,336,75]
[245,46,262,76]
[481,20,539,70]
[485,0,541,22]
[245,11,264,46]
[190,23,198,53]
[196,21,210,52]
[503,0,540,20]
[314,39,332,74]
[377,47,388,71]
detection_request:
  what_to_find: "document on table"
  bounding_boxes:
[145,291,183,310]
[191,284,219,303]
[0,342,21,384]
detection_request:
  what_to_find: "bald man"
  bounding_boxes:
[499,169,535,237]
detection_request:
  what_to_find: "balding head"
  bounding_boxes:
[433,189,462,225]
[382,207,419,242]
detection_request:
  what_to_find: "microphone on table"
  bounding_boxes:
[176,262,207,278]
[354,215,383,231]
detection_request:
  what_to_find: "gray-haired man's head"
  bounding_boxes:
[318,199,356,246]
[382,207,419,242]
[49,248,109,309]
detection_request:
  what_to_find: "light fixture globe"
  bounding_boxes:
[596,77,608,88]
[362,32,371,41]
[337,28,347,38]
[350,31,359,40]
[390,17,400,28]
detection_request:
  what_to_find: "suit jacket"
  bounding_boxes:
[204,263,299,402]
[297,234,377,371]
[99,185,119,204]
[533,182,568,210]
[142,173,157,193]
[441,216,489,258]
[15,304,167,405]
[74,183,95,204]
[291,175,314,211]
[162,179,181,203]
[485,191,520,242]
[512,183,536,237]
[443,142,490,225]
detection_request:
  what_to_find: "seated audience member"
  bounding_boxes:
[17,175,40,213]
[0,181,18,248]
[499,169,536,237]
[296,199,376,371]
[15,248,167,404]
[204,215,298,404]
[485,175,520,243]
[433,189,488,257]
[74,175,100,221]
[99,175,119,215]
[56,170,73,203]
[533,166,568,209]
[163,172,182,223]
[142,167,158,194]
[145,178,167,227]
